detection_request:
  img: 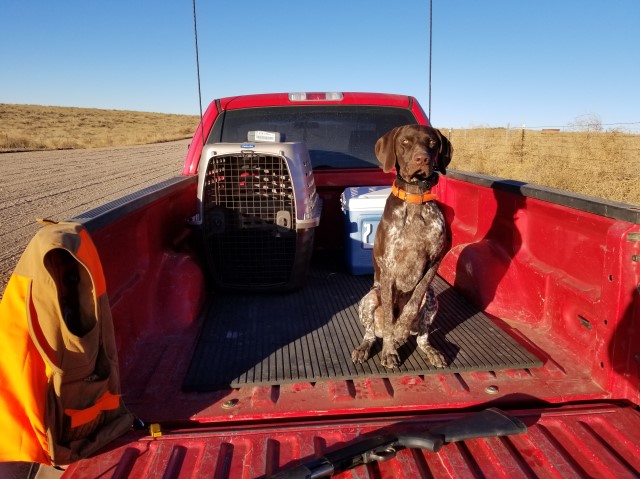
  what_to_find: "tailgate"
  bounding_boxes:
[63,403,640,478]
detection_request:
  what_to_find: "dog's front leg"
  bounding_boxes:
[379,275,401,369]
[416,286,446,367]
[393,263,439,345]
[395,264,446,367]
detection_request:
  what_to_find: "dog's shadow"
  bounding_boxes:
[426,288,464,366]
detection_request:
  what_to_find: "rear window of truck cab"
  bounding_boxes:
[206,106,418,169]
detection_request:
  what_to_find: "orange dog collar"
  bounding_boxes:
[391,180,437,204]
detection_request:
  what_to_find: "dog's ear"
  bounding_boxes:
[434,129,453,175]
[375,127,400,173]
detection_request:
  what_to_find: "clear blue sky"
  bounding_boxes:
[1,0,638,130]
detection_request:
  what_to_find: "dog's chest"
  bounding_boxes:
[378,202,445,286]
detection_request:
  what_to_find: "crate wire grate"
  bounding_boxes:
[203,152,299,288]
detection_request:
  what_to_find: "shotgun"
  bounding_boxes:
[268,408,526,478]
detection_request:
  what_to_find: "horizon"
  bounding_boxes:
[1,1,639,131]
[1,101,635,134]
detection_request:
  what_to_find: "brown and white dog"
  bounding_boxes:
[351,125,453,369]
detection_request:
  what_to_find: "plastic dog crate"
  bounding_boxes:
[196,141,321,291]
[341,186,391,275]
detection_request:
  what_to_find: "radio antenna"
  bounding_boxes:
[192,0,205,147]
[428,0,433,121]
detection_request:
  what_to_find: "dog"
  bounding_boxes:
[351,125,453,369]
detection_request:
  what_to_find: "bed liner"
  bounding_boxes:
[115,248,613,426]
[183,259,542,391]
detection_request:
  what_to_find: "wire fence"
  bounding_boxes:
[443,127,640,205]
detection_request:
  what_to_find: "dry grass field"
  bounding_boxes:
[1,104,638,205]
[0,104,199,151]
[443,127,639,205]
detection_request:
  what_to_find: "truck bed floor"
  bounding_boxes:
[183,258,542,391]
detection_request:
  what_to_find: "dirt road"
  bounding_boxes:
[0,140,190,297]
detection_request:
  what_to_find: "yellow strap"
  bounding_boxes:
[64,390,121,428]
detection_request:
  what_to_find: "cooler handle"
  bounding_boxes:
[363,223,374,249]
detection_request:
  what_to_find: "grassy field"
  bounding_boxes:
[446,127,639,205]
[1,104,638,205]
[0,104,199,151]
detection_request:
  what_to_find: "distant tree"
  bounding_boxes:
[570,113,603,132]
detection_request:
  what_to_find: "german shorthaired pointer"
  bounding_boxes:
[351,125,453,369]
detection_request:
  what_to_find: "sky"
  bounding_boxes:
[1,0,638,130]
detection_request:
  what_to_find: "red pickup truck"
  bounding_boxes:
[3,92,640,477]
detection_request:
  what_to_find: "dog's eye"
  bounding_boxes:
[401,138,410,145]
[429,140,437,148]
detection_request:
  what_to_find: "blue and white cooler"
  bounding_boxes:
[341,186,392,275]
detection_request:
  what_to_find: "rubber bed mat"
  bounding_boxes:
[183,264,542,391]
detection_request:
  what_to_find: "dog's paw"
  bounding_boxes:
[351,341,374,364]
[419,344,447,368]
[380,348,401,369]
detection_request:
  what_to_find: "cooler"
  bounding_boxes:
[341,186,391,275]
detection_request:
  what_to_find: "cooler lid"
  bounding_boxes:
[341,186,391,211]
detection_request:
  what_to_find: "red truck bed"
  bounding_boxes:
[7,93,637,477]
[48,158,638,477]
[64,403,640,478]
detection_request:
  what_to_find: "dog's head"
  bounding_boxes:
[374,125,453,180]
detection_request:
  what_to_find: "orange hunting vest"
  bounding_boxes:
[0,221,133,465]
